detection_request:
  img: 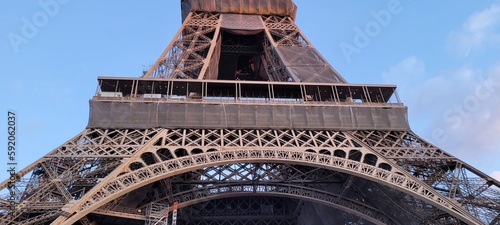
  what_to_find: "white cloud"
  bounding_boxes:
[447,3,500,56]
[382,56,426,84]
[421,63,500,157]
[464,4,500,32]
[380,3,500,178]
[382,56,500,174]
[382,56,426,108]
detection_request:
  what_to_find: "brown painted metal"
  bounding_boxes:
[1,1,499,225]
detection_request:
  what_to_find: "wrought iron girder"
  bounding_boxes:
[1,1,499,224]
[21,160,75,201]
[0,130,127,191]
[377,148,451,159]
[132,164,347,210]
[262,15,308,48]
[188,12,220,24]
[465,178,500,200]
[347,130,500,223]
[0,130,161,224]
[82,160,123,178]
[18,203,65,212]
[421,211,463,225]
[16,210,61,225]
[49,128,160,157]
[262,39,289,81]
[171,39,210,61]
[92,207,144,221]
[461,199,500,211]
[348,130,444,153]
[182,26,217,42]
[180,196,299,225]
[157,129,358,149]
[92,198,300,223]
[163,164,345,185]
[144,12,221,79]
[91,183,394,224]
[0,157,124,223]
[3,128,494,225]
[168,183,394,224]
[61,147,482,225]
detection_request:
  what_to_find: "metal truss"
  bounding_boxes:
[1,128,498,225]
[260,15,346,83]
[48,128,162,157]
[261,15,308,47]
[1,2,499,225]
[181,197,298,225]
[121,163,400,224]
[13,210,60,225]
[36,129,478,224]
[82,164,403,224]
[0,129,160,224]
[141,12,346,83]
[259,15,303,81]
[167,183,394,224]
[143,12,221,79]
[261,34,290,82]
[144,202,169,225]
[349,130,500,223]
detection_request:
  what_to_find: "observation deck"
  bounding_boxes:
[88,77,409,131]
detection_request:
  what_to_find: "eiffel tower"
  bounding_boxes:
[1,1,499,224]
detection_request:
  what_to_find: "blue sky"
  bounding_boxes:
[1,0,499,182]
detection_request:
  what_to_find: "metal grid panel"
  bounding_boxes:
[88,101,411,131]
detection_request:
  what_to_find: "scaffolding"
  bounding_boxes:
[145,203,169,225]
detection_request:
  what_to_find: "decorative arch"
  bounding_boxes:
[60,149,481,225]
[163,183,397,225]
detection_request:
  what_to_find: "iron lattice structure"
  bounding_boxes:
[1,1,499,225]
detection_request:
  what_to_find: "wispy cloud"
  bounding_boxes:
[382,3,500,175]
[382,56,426,86]
[447,3,500,57]
[383,56,500,172]
[427,63,500,153]
[382,56,426,108]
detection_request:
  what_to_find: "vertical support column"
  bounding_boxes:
[449,163,463,199]
[143,13,194,78]
[172,202,178,225]
[362,86,371,103]
[197,16,222,79]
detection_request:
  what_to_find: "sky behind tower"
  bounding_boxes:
[1,0,499,182]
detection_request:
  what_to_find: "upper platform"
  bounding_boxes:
[181,0,298,21]
[87,77,409,131]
